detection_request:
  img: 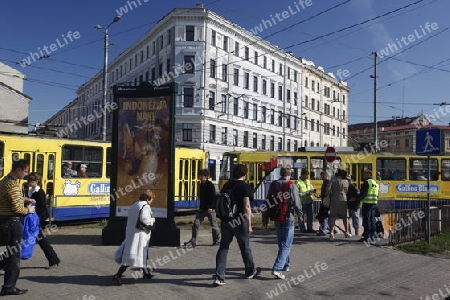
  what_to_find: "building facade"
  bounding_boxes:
[348,114,450,153]
[0,62,31,134]
[46,5,349,178]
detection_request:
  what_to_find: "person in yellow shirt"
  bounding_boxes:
[297,169,316,233]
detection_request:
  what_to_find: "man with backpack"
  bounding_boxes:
[265,167,302,280]
[213,164,260,286]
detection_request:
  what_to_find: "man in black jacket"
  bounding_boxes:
[184,169,220,248]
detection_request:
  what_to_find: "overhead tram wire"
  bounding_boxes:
[185,0,429,80]
[282,0,427,51]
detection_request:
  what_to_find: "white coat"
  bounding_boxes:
[120,200,155,268]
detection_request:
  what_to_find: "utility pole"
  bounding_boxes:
[370,52,378,152]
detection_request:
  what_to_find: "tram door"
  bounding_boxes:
[11,151,57,203]
[352,163,373,189]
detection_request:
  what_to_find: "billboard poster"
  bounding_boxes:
[114,93,172,218]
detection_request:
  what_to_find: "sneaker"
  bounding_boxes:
[213,275,225,286]
[344,232,352,238]
[183,241,196,248]
[272,271,285,280]
[282,266,290,272]
[316,232,326,236]
[143,273,154,279]
[112,275,123,286]
[246,267,261,279]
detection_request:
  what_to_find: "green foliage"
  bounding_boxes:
[396,231,450,258]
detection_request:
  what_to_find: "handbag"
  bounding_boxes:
[322,195,330,208]
[136,204,152,231]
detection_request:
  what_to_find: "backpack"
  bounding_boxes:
[267,181,293,221]
[215,182,239,220]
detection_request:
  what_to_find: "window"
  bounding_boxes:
[310,119,314,131]
[243,101,249,119]
[294,70,298,82]
[262,107,267,123]
[442,159,450,181]
[343,94,346,104]
[245,47,249,60]
[186,26,195,41]
[152,41,156,55]
[263,56,267,68]
[62,146,103,178]
[287,67,291,79]
[278,86,282,100]
[166,58,171,74]
[304,95,308,107]
[222,64,228,81]
[278,111,282,126]
[343,110,346,120]
[233,98,239,116]
[167,29,171,45]
[262,135,266,150]
[243,131,249,147]
[233,68,239,86]
[210,59,216,78]
[151,67,155,81]
[311,80,315,92]
[252,133,257,149]
[270,83,275,98]
[287,89,290,103]
[211,30,216,46]
[395,140,400,148]
[233,129,238,146]
[184,55,195,74]
[234,42,240,57]
[278,137,282,151]
[254,51,258,65]
[304,117,308,129]
[221,94,227,113]
[305,77,308,88]
[316,120,320,132]
[279,63,283,75]
[272,60,275,72]
[311,98,315,110]
[287,139,291,152]
[262,79,267,95]
[159,35,164,49]
[270,136,275,151]
[253,76,258,92]
[244,72,249,89]
[221,127,227,144]
[183,87,194,107]
[409,158,438,181]
[158,63,163,77]
[209,125,216,143]
[377,158,406,180]
[294,141,298,152]
[253,104,257,120]
[405,139,410,148]
[223,36,228,51]
[182,123,193,141]
[270,109,275,124]
[208,91,215,110]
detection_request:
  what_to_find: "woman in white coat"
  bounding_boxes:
[113,190,156,285]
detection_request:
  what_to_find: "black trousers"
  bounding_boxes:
[0,218,23,288]
[36,230,60,266]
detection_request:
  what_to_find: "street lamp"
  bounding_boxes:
[95,16,121,141]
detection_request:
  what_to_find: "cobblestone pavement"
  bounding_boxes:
[3,225,449,300]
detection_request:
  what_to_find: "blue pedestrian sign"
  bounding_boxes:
[415,128,444,155]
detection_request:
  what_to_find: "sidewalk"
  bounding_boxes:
[5,225,450,300]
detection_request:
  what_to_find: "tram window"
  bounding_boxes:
[48,154,54,180]
[377,158,406,180]
[310,157,329,180]
[0,142,4,177]
[106,147,111,178]
[62,146,103,178]
[209,160,217,181]
[409,158,438,181]
[441,159,450,181]
[36,154,44,177]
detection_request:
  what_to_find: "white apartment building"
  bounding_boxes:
[47,4,349,178]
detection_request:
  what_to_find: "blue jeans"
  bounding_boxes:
[215,219,255,279]
[348,208,361,230]
[362,204,377,240]
[301,203,313,231]
[319,216,329,234]
[273,220,294,271]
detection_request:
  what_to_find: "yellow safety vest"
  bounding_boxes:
[297,179,314,204]
[361,179,379,204]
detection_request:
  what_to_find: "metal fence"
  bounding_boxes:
[378,198,450,245]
